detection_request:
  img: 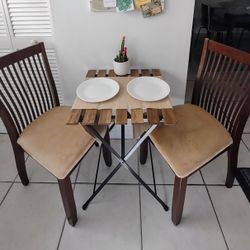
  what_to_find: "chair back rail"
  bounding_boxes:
[0,43,59,136]
[192,39,250,142]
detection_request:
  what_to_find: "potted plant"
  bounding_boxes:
[113,36,130,76]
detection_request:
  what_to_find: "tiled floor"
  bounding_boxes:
[0,133,250,250]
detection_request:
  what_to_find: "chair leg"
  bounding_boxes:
[58,176,77,226]
[172,175,187,226]
[102,128,112,167]
[13,144,29,186]
[226,144,239,188]
[140,138,148,165]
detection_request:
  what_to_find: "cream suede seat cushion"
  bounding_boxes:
[150,104,233,178]
[17,106,96,180]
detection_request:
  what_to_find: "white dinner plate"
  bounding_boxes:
[76,78,120,103]
[127,77,170,102]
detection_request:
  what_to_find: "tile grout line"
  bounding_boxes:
[0,175,17,207]
[200,171,230,250]
[0,153,29,207]
[56,161,82,250]
[241,138,250,153]
[56,217,67,250]
[11,181,240,187]
[0,181,15,184]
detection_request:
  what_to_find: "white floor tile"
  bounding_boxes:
[208,186,250,250]
[77,140,138,184]
[0,134,18,181]
[141,186,227,250]
[0,183,11,204]
[0,183,65,250]
[201,142,250,185]
[0,134,249,250]
[139,146,203,185]
[16,156,79,183]
[59,184,141,250]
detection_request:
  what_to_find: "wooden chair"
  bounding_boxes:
[0,43,112,226]
[141,39,250,225]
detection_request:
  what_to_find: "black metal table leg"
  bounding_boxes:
[82,163,123,210]
[93,146,102,193]
[82,125,169,212]
[121,124,125,158]
[149,141,157,195]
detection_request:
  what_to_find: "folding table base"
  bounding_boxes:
[82,124,169,212]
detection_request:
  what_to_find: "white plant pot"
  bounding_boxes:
[113,59,130,76]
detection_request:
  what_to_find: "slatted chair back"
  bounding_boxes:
[192,39,250,143]
[0,43,59,139]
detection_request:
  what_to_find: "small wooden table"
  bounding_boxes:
[67,69,176,126]
[67,69,176,211]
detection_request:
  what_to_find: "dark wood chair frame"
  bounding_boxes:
[141,38,250,225]
[0,43,112,226]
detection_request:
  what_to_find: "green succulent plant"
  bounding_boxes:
[114,36,128,63]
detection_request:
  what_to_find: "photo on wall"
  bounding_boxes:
[134,0,151,9]
[141,0,162,17]
[116,0,134,12]
[90,0,165,13]
[90,0,116,11]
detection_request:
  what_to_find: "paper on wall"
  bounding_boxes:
[116,0,134,12]
[103,0,116,8]
[90,0,116,12]
[141,0,162,18]
[134,0,151,9]
[135,0,165,10]
[90,0,165,12]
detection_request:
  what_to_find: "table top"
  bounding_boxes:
[67,69,176,126]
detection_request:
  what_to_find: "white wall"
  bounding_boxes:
[50,0,195,106]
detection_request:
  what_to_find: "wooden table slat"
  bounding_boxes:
[141,69,151,76]
[82,109,98,125]
[80,69,174,126]
[152,69,161,76]
[147,109,160,124]
[116,109,128,124]
[86,70,97,78]
[130,69,140,77]
[131,109,144,124]
[67,109,82,125]
[97,70,107,77]
[162,109,177,125]
[98,109,112,125]
[108,70,116,77]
